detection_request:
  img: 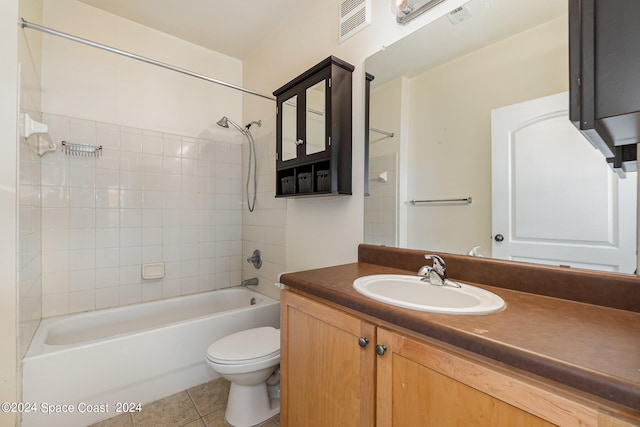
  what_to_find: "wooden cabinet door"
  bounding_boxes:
[276,71,330,169]
[280,291,375,427]
[376,328,597,427]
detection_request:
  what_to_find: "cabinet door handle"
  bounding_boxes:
[376,344,387,356]
[295,139,304,146]
[358,337,369,347]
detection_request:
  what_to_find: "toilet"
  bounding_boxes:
[206,326,280,427]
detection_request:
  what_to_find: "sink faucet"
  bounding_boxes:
[466,245,483,257]
[418,254,461,288]
[418,254,447,286]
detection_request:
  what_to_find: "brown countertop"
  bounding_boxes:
[280,261,640,413]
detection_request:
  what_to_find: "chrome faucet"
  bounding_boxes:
[241,277,259,287]
[418,254,460,287]
[466,245,483,257]
[418,254,447,286]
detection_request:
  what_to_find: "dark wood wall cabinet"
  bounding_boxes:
[273,56,354,197]
[569,0,640,175]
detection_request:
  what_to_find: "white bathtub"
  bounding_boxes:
[22,287,280,427]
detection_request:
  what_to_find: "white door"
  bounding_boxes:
[491,92,637,273]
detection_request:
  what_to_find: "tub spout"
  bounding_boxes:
[242,277,259,287]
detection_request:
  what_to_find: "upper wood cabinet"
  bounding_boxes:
[273,56,354,197]
[569,0,640,174]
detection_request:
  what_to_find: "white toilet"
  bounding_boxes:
[206,326,280,427]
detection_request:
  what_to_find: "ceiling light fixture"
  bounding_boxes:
[393,0,459,25]
[395,0,415,15]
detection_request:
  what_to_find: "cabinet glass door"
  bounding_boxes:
[282,94,298,162]
[305,80,326,156]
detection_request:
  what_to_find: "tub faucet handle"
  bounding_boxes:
[246,249,262,269]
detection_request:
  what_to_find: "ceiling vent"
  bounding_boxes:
[339,0,371,43]
[447,4,472,25]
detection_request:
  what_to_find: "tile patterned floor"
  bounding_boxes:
[89,378,280,427]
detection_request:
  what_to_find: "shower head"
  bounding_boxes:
[217,116,245,134]
[216,116,228,128]
[217,115,262,213]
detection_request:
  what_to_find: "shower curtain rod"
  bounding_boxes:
[19,18,275,101]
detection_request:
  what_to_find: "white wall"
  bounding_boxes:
[2,0,636,421]
[41,0,243,138]
[18,0,44,364]
[36,0,248,314]
[365,16,569,256]
[365,153,399,246]
[35,0,471,304]
[1,0,20,423]
[242,0,470,278]
[365,78,405,246]
[405,17,568,255]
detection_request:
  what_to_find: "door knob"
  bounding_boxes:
[494,234,504,242]
[375,344,387,356]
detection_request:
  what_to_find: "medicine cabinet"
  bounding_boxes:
[273,56,354,197]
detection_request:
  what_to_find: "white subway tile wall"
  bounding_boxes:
[364,153,398,247]
[40,113,243,317]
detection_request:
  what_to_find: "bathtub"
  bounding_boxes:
[21,287,280,427]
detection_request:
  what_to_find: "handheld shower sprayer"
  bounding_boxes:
[217,116,261,212]
[217,117,262,134]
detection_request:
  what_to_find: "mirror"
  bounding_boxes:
[282,95,298,161]
[306,81,326,156]
[279,81,327,161]
[364,0,638,274]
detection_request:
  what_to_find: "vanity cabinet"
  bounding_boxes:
[273,56,354,197]
[569,0,640,173]
[280,289,375,426]
[280,290,640,427]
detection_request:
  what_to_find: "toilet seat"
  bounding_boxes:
[207,326,280,365]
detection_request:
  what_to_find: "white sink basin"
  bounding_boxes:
[353,274,505,315]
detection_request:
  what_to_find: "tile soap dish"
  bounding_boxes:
[141,262,165,280]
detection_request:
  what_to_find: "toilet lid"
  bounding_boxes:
[207,326,280,365]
